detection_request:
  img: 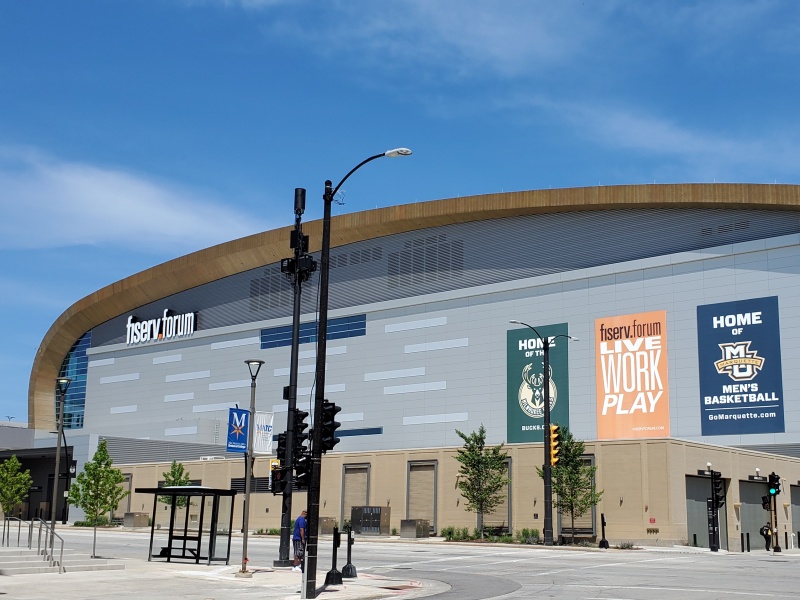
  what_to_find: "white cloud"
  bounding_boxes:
[0,146,272,251]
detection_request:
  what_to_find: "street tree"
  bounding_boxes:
[158,460,193,508]
[538,425,603,544]
[454,424,509,538]
[0,455,33,518]
[67,439,129,557]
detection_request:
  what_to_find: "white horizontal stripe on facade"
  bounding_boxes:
[110,405,137,414]
[385,316,447,333]
[193,402,237,413]
[166,370,210,382]
[364,367,425,381]
[89,358,115,367]
[404,338,468,354]
[299,346,347,359]
[153,354,182,365]
[403,412,468,426]
[208,380,250,391]
[100,373,140,384]
[164,392,194,403]
[384,381,447,395]
[273,364,319,377]
[165,426,198,436]
[297,383,345,396]
[339,412,364,423]
[210,336,260,350]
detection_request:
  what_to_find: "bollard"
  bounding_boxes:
[325,526,343,585]
[598,513,609,549]
[746,532,750,552]
[741,532,744,552]
[342,526,357,578]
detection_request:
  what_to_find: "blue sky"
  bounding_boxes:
[2,1,800,423]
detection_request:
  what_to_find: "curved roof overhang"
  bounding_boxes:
[28,183,800,430]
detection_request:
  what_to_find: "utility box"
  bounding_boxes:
[319,517,337,535]
[400,519,429,538]
[350,506,391,535]
[124,512,149,527]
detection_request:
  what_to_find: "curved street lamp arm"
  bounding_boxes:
[329,153,386,200]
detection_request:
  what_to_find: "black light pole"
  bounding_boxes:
[275,188,317,567]
[304,148,412,598]
[509,320,576,547]
[238,359,264,577]
[50,377,71,557]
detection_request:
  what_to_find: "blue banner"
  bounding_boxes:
[226,407,249,453]
[697,296,785,436]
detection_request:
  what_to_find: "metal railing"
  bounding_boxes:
[30,518,64,573]
[1,516,24,547]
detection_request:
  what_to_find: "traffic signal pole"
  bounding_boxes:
[275,188,316,567]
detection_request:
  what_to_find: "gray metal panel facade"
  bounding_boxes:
[80,207,800,457]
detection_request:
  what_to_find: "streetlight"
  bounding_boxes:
[238,359,264,578]
[508,320,577,546]
[304,148,412,598]
[50,377,71,558]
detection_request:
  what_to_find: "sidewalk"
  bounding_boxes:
[0,555,448,600]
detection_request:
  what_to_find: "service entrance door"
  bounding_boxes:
[686,475,728,550]
[407,461,437,534]
[341,464,370,526]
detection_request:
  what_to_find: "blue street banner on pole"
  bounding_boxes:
[227,407,249,453]
[697,296,785,436]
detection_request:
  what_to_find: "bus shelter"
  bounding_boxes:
[135,486,236,565]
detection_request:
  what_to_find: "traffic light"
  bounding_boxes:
[711,471,725,508]
[275,432,287,465]
[320,400,342,453]
[273,433,288,495]
[768,472,781,496]
[294,449,310,490]
[549,424,561,466]
[293,408,310,463]
[761,495,771,511]
[271,465,288,495]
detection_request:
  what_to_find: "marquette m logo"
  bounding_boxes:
[714,341,765,382]
[230,411,247,440]
[518,363,557,419]
[126,310,196,345]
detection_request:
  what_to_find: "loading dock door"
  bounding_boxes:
[686,475,728,550]
[407,462,437,534]
[791,485,800,548]
[341,464,369,526]
[739,480,769,551]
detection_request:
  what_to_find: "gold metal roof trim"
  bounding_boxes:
[28,183,800,429]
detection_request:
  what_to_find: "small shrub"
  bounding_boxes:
[516,527,540,544]
[441,526,455,541]
[74,515,110,527]
[616,541,636,550]
[268,528,281,535]
[391,527,398,536]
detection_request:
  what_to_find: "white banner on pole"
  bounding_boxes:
[253,411,275,455]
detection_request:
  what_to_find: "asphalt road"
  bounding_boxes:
[45,529,800,599]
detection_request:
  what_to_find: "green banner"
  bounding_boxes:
[507,323,570,443]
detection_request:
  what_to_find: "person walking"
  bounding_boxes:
[292,510,308,572]
[760,522,772,551]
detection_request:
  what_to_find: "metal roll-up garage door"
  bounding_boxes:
[342,464,370,525]
[686,475,728,550]
[407,462,437,533]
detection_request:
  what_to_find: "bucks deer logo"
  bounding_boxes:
[518,363,557,418]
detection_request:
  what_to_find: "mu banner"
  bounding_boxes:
[697,296,785,436]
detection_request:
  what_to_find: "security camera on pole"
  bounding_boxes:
[274,188,317,567]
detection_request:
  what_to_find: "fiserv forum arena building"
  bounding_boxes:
[23,183,800,548]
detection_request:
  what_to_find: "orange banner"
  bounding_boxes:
[595,310,670,439]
